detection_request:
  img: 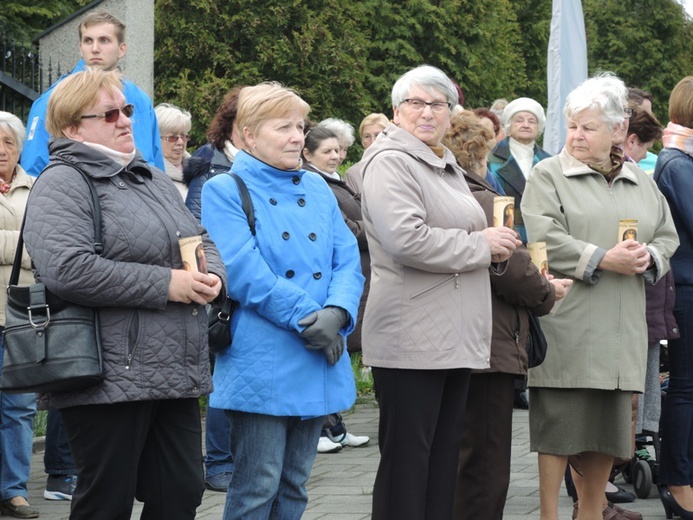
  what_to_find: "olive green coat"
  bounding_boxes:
[521,149,679,392]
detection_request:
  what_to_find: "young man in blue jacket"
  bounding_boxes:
[21,10,164,176]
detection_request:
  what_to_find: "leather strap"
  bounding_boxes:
[10,160,104,286]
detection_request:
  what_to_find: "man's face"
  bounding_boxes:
[79,23,126,71]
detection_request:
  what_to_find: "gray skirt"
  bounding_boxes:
[529,387,633,460]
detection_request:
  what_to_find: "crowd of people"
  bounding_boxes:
[1,6,692,520]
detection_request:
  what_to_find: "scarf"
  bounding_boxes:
[223,140,240,163]
[0,171,16,195]
[428,145,445,158]
[588,145,625,183]
[83,141,136,167]
[309,164,340,180]
[508,137,535,178]
[662,122,693,156]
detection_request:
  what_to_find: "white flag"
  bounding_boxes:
[543,0,588,155]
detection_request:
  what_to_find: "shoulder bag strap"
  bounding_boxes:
[228,172,256,236]
[214,172,255,318]
[9,161,103,286]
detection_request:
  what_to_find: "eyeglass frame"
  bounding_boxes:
[400,98,452,113]
[160,134,191,143]
[624,107,634,118]
[80,104,134,124]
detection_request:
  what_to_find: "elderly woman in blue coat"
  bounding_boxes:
[201,82,364,520]
[488,97,551,243]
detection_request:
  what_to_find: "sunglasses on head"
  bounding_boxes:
[80,104,135,124]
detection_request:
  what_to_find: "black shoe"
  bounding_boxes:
[514,389,529,409]
[606,484,636,504]
[658,485,693,519]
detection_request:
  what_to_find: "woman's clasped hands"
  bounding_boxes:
[599,239,652,276]
[168,269,223,305]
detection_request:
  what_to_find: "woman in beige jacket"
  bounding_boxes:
[360,65,520,520]
[0,112,37,519]
[521,73,679,520]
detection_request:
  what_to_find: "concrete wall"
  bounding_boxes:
[37,0,155,98]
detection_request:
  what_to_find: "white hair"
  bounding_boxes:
[0,112,26,154]
[391,65,457,113]
[564,72,627,131]
[318,118,355,147]
[155,103,192,136]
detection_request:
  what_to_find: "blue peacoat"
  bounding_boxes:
[201,151,364,417]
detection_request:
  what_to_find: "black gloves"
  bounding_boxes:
[298,306,349,365]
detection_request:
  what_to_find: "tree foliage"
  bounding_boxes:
[0,1,90,45]
[583,0,693,121]
[4,0,693,148]
[154,0,528,151]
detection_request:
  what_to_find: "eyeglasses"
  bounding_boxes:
[624,107,634,118]
[161,134,191,143]
[401,98,451,113]
[80,104,134,123]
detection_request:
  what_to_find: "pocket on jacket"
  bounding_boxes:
[399,275,460,353]
[124,310,141,368]
[408,273,458,301]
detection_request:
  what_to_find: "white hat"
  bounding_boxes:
[503,97,546,135]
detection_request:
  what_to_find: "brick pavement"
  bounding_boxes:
[25,397,668,519]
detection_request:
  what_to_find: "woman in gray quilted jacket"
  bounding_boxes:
[23,68,226,520]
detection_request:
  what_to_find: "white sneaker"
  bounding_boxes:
[317,436,343,453]
[334,432,370,448]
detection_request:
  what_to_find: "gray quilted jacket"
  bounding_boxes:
[23,138,225,409]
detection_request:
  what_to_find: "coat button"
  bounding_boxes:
[309,233,317,241]
[286,270,295,278]
[313,272,322,280]
[269,198,277,205]
[670,286,674,291]
[673,327,679,334]
[292,176,300,185]
[118,181,125,187]
[192,308,199,317]
[297,198,306,207]
[282,231,290,240]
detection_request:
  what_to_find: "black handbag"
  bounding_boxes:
[0,166,104,393]
[526,311,548,369]
[207,172,255,354]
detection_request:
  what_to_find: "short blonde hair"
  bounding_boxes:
[155,103,192,136]
[236,82,310,145]
[443,110,495,173]
[46,68,123,138]
[0,112,26,154]
[358,113,389,138]
[669,77,693,129]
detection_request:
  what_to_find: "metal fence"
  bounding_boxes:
[0,33,63,123]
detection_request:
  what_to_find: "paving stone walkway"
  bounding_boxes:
[26,396,668,519]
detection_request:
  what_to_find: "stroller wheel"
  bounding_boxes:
[633,459,653,498]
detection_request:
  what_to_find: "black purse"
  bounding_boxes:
[526,311,548,369]
[0,166,104,393]
[207,172,255,354]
